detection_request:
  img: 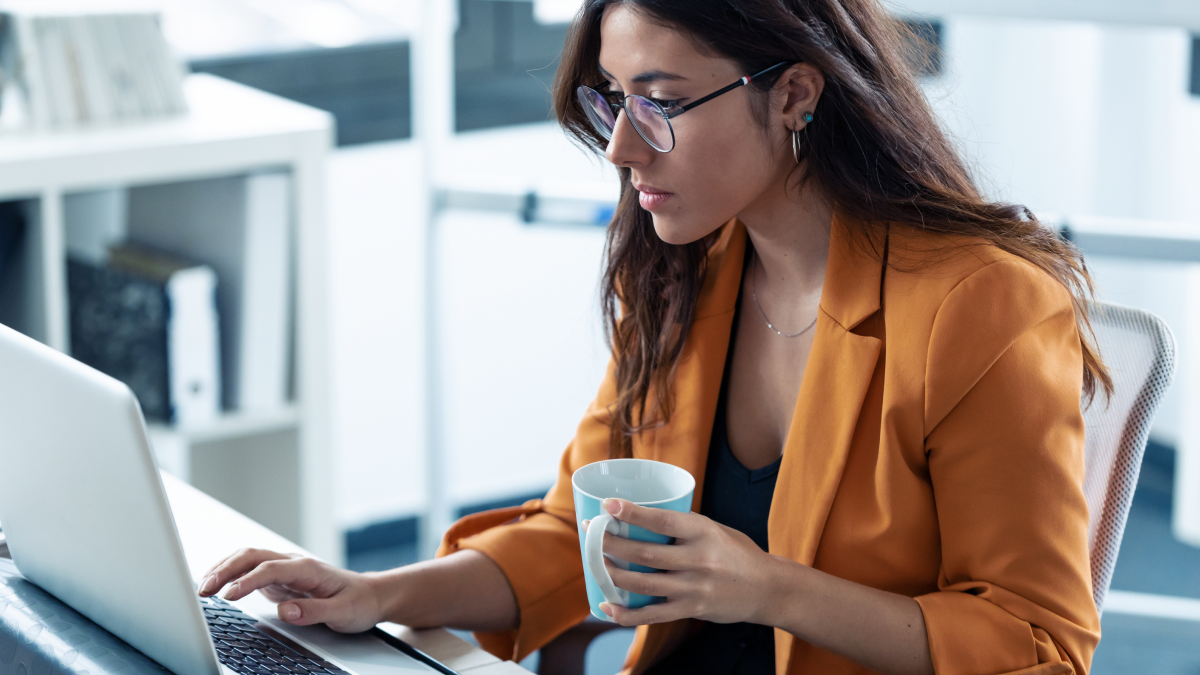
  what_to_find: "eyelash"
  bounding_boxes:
[603,87,683,111]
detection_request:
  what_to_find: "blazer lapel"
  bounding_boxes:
[768,217,885,671]
[638,219,746,508]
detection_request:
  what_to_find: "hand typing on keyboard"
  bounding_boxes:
[199,546,520,636]
[201,593,350,675]
[199,549,385,634]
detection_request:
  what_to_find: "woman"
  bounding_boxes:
[199,0,1109,673]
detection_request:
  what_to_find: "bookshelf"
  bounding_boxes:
[0,73,339,564]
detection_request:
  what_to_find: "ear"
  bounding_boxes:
[774,63,825,130]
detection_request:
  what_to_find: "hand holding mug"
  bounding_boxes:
[591,498,783,627]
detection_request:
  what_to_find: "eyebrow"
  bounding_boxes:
[597,64,688,84]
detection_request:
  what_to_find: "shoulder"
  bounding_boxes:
[884,224,1075,330]
[882,225,1082,429]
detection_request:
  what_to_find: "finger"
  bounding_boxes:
[200,549,292,596]
[602,499,698,539]
[203,549,291,596]
[276,596,365,632]
[223,558,334,602]
[606,566,684,598]
[600,600,689,627]
[260,586,307,603]
[603,534,688,570]
[200,548,261,593]
[201,550,240,583]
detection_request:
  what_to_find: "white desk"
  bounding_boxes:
[161,471,531,675]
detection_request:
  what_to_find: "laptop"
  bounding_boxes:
[0,323,457,675]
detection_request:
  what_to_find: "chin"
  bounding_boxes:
[650,213,714,246]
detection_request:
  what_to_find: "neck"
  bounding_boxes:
[738,172,832,300]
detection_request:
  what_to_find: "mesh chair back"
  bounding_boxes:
[1081,302,1176,614]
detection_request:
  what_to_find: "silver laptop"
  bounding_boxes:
[0,323,450,675]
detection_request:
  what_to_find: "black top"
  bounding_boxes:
[643,334,781,675]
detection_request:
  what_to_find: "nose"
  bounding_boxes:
[605,108,654,168]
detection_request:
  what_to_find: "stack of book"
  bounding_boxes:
[64,172,294,427]
[68,242,221,426]
[0,6,187,130]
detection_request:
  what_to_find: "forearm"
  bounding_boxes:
[371,550,519,632]
[760,556,933,675]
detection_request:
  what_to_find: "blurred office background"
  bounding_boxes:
[2,0,1199,672]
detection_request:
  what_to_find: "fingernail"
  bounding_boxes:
[223,582,239,600]
[603,499,620,515]
[599,602,614,617]
[582,519,591,529]
[201,575,216,595]
[281,604,301,621]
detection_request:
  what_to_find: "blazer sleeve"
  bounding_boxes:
[916,260,1102,675]
[435,360,618,662]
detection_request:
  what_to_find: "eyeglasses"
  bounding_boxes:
[576,62,789,153]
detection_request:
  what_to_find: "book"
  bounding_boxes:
[127,173,292,413]
[94,13,141,120]
[116,13,160,117]
[66,14,115,124]
[0,9,187,129]
[0,14,51,128]
[32,17,72,126]
[67,242,220,425]
[142,14,187,115]
[0,201,25,280]
[237,172,291,411]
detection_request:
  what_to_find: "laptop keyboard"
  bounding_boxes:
[201,594,349,675]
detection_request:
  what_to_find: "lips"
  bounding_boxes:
[634,183,673,211]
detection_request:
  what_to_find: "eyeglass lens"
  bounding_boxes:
[578,87,615,140]
[625,96,673,152]
[576,86,675,153]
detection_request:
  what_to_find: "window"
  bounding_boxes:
[1191,34,1199,97]
[899,17,944,79]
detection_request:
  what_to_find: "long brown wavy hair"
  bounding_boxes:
[553,0,1111,458]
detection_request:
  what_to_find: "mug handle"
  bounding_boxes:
[584,512,629,616]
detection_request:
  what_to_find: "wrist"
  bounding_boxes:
[752,553,810,629]
[365,566,413,625]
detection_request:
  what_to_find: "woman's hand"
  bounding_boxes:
[592,498,783,626]
[198,548,385,633]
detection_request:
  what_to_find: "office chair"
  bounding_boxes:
[538,301,1177,674]
[1080,301,1175,614]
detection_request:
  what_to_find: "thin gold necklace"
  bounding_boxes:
[750,253,817,338]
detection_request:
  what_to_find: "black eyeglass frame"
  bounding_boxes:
[578,61,791,153]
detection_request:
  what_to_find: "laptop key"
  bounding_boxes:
[204,605,353,675]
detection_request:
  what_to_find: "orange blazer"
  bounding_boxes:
[438,216,1100,675]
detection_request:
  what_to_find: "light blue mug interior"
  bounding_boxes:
[572,459,695,620]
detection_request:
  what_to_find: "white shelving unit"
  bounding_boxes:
[0,73,339,564]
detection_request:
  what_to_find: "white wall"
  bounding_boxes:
[327,141,427,529]
[437,211,610,506]
[327,130,612,531]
